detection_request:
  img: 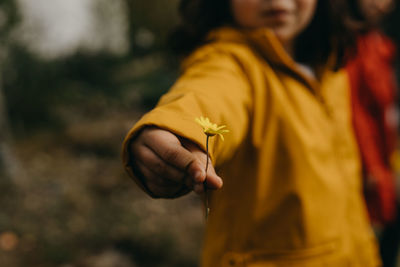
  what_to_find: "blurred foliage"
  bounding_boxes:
[2,0,180,135]
[0,1,204,267]
[0,0,19,40]
[125,0,179,55]
[3,47,122,131]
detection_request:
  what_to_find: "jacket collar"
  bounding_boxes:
[207,26,296,70]
[206,26,338,100]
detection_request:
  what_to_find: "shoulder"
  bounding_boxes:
[181,27,262,72]
[356,31,396,62]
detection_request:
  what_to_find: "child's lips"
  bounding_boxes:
[263,8,291,21]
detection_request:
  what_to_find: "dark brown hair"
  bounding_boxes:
[168,0,378,68]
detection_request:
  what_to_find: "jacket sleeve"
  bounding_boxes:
[122,46,252,190]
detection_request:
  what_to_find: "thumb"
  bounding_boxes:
[181,139,223,194]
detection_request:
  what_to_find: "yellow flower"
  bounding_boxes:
[195,116,229,141]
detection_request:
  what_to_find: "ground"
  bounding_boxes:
[0,102,205,267]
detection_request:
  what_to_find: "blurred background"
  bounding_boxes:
[0,1,205,266]
[0,1,399,267]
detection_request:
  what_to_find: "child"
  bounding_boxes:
[123,0,383,266]
[348,28,398,267]
[347,1,399,266]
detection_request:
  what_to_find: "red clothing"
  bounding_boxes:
[347,32,398,224]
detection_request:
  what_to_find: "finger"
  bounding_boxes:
[135,144,186,183]
[135,161,187,198]
[180,139,207,184]
[182,140,223,193]
[142,129,196,171]
[190,159,223,194]
[135,160,180,187]
[204,161,223,189]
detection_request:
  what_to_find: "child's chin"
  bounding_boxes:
[271,28,295,46]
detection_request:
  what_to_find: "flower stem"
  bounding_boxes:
[205,135,210,172]
[204,135,210,219]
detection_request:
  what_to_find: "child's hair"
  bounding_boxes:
[168,0,378,68]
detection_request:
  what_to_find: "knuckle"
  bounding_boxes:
[163,148,180,163]
[131,162,149,181]
[153,160,167,175]
[132,145,146,161]
[136,146,152,162]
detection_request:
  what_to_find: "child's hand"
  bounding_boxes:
[129,127,223,198]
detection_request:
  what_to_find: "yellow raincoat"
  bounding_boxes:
[122,27,381,266]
